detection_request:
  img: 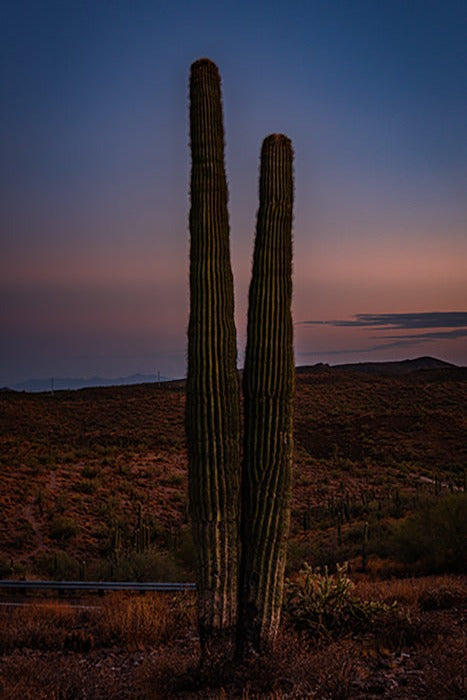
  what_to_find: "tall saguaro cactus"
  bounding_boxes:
[186,59,294,664]
[186,58,241,655]
[237,134,294,654]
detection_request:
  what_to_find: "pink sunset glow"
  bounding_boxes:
[1,2,466,387]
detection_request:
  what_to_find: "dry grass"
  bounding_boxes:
[0,600,78,652]
[0,576,465,698]
[354,573,467,607]
[0,591,195,654]
[97,591,195,648]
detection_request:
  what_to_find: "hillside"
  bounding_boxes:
[1,363,466,698]
[0,363,465,577]
[298,355,460,376]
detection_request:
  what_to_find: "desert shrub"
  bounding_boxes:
[53,494,67,514]
[81,464,99,479]
[38,551,81,579]
[163,472,184,486]
[121,550,188,582]
[63,628,95,651]
[37,453,54,467]
[9,519,35,548]
[390,493,467,573]
[9,560,27,577]
[0,557,13,577]
[365,519,393,558]
[74,478,98,494]
[418,586,466,611]
[87,549,189,582]
[284,562,397,639]
[172,529,197,574]
[49,515,78,541]
[26,455,43,474]
[62,449,77,463]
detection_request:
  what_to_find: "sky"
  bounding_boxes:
[1,0,466,385]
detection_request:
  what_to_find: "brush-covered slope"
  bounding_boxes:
[0,364,465,573]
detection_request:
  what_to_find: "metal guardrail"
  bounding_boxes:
[0,580,196,593]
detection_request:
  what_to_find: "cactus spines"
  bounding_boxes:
[237,134,294,654]
[186,58,241,655]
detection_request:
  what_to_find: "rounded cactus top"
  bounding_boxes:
[262,133,293,151]
[190,58,221,78]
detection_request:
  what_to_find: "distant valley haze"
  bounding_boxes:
[1,1,466,386]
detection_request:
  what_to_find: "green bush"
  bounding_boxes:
[418,586,466,611]
[26,456,43,474]
[75,478,98,494]
[81,465,99,479]
[390,493,466,573]
[0,557,13,578]
[38,551,81,579]
[123,551,188,582]
[284,562,397,639]
[9,519,35,548]
[49,516,78,541]
[172,529,196,575]
[87,550,188,582]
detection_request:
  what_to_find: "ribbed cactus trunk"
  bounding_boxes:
[237,134,294,655]
[186,58,241,658]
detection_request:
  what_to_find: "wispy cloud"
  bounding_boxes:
[379,329,467,341]
[301,337,432,356]
[301,312,467,330]
[299,312,467,356]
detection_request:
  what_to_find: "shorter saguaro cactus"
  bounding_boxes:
[237,134,294,654]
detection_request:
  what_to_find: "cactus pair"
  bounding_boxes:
[186,58,294,659]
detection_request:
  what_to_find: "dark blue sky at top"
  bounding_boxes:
[3,0,466,198]
[1,0,466,383]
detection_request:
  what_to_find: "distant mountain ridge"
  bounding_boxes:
[297,356,460,376]
[7,373,174,393]
[5,357,463,393]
